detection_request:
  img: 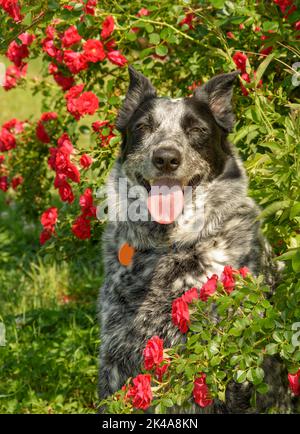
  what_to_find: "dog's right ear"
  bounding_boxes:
[116,66,157,132]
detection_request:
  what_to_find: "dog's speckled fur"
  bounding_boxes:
[98,67,293,413]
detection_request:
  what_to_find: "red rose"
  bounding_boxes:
[72,216,91,239]
[41,207,58,232]
[182,287,198,304]
[0,0,23,22]
[6,41,29,67]
[59,180,74,203]
[0,176,9,192]
[226,31,235,39]
[64,163,81,183]
[0,127,16,151]
[274,0,294,14]
[79,188,96,217]
[11,175,23,190]
[80,154,93,168]
[101,16,115,40]
[82,0,97,15]
[239,266,249,278]
[179,13,195,30]
[62,25,82,48]
[172,297,190,333]
[57,133,74,154]
[64,50,88,74]
[65,85,99,120]
[53,73,75,91]
[40,229,52,245]
[126,374,153,410]
[199,274,218,301]
[154,360,170,382]
[232,51,248,73]
[83,39,106,63]
[143,336,164,370]
[3,63,27,91]
[107,50,128,67]
[0,155,5,165]
[36,112,58,143]
[92,120,109,132]
[288,369,300,396]
[2,118,24,134]
[221,265,236,294]
[105,38,117,52]
[193,373,213,408]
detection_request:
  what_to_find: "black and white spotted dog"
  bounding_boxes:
[98,66,292,413]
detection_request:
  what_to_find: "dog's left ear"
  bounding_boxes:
[116,66,157,132]
[194,71,240,132]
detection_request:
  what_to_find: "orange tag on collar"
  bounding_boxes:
[118,242,135,266]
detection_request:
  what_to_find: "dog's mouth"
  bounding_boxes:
[135,173,203,224]
[135,172,203,192]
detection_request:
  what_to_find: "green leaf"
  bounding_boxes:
[235,370,247,383]
[256,383,269,394]
[259,200,290,219]
[255,53,275,86]
[290,203,300,219]
[149,33,160,45]
[292,250,300,272]
[265,343,278,356]
[155,45,168,57]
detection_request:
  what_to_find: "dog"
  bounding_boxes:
[98,66,292,413]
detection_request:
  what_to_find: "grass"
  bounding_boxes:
[0,196,103,413]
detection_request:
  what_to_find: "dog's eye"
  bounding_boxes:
[135,122,151,132]
[188,127,207,135]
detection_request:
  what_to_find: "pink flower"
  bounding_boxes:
[199,274,218,302]
[137,8,150,17]
[193,373,213,408]
[107,50,128,67]
[80,154,93,168]
[101,15,115,39]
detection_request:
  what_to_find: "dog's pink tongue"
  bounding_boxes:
[147,179,184,224]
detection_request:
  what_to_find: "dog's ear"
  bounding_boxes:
[194,71,240,132]
[116,66,157,132]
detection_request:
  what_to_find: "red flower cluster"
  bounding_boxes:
[0,176,8,192]
[0,0,22,22]
[61,25,82,48]
[92,120,116,147]
[0,118,24,152]
[40,207,58,245]
[274,0,296,15]
[126,374,153,410]
[72,188,96,240]
[172,266,250,333]
[65,85,99,120]
[288,368,300,396]
[36,112,58,143]
[3,62,27,91]
[232,52,263,96]
[101,15,115,40]
[6,32,35,67]
[143,336,170,382]
[193,373,213,408]
[48,133,80,203]
[11,175,23,190]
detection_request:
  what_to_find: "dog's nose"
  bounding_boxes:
[152,147,181,172]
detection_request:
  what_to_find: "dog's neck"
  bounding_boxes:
[105,156,248,250]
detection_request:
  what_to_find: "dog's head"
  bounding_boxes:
[116,66,240,189]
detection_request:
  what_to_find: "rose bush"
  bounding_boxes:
[0,0,299,413]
